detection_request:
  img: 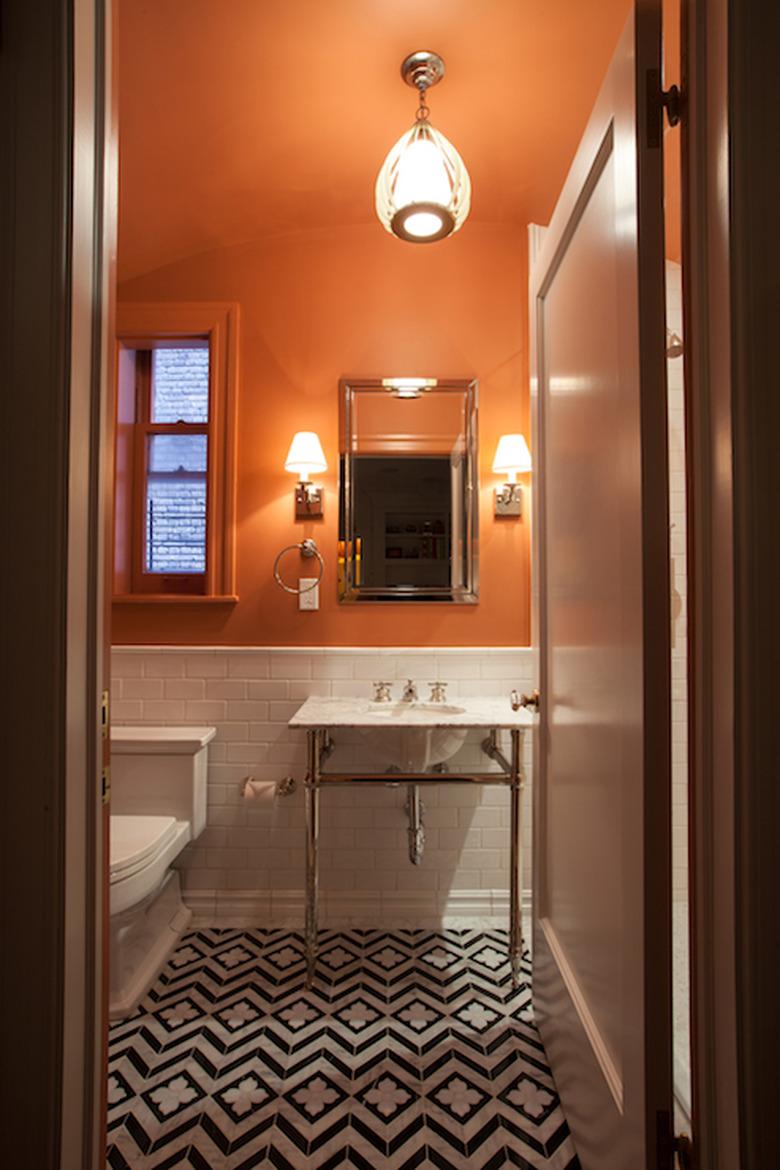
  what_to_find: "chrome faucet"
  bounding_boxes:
[401,679,418,703]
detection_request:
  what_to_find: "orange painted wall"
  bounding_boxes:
[113,223,531,646]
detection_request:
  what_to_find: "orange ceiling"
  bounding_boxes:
[117,0,631,283]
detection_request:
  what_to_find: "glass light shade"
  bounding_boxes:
[284,431,327,481]
[375,120,471,243]
[492,434,532,481]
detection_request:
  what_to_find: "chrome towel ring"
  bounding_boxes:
[273,539,324,594]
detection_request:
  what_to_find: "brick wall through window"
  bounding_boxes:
[152,347,209,422]
[146,348,209,574]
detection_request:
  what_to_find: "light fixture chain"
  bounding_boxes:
[416,85,430,122]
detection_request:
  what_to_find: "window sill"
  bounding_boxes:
[113,594,239,606]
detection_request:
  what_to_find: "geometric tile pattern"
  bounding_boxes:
[107,930,580,1170]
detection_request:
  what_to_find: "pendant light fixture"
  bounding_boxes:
[375,51,471,244]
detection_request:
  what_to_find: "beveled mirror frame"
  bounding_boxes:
[339,377,479,603]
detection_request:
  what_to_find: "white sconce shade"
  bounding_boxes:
[492,434,532,483]
[285,431,327,482]
[375,51,471,244]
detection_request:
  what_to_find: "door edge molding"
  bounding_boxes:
[539,916,624,1112]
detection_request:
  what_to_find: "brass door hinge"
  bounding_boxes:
[101,765,111,806]
[101,689,109,739]
[674,1134,694,1170]
[647,71,684,148]
[657,1112,695,1170]
[663,84,682,128]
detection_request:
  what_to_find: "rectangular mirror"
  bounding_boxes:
[339,377,478,603]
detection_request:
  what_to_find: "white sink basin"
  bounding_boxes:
[369,701,466,719]
[359,702,468,771]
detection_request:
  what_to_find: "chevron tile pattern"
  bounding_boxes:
[106,929,579,1170]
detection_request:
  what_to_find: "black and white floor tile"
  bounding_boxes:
[107,929,579,1170]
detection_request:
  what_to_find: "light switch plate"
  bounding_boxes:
[299,578,320,610]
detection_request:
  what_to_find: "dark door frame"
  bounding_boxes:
[0,1,113,1167]
[683,0,780,1167]
[683,0,740,1164]
[709,0,780,1166]
[1,0,777,1167]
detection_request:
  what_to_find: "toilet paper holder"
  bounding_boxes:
[241,775,298,799]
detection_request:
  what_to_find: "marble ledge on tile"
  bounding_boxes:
[289,695,535,730]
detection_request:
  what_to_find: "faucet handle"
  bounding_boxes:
[511,688,540,713]
[429,681,448,703]
[372,681,393,703]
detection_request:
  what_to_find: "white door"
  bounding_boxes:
[530,8,672,1170]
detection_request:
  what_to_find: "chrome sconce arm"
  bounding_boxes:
[294,480,324,519]
[495,481,524,516]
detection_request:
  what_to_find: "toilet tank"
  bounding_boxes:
[110,726,216,838]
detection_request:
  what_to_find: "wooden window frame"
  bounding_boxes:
[113,303,239,605]
[131,346,209,594]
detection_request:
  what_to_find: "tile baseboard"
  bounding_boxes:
[183,887,533,929]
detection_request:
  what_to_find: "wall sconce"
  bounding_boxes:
[492,434,532,517]
[285,431,327,519]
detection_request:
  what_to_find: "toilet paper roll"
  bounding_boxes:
[242,777,277,805]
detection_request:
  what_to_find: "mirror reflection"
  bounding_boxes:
[339,378,478,603]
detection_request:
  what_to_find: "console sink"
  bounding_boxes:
[289,694,532,772]
[288,693,533,985]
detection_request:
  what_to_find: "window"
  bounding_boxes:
[139,345,209,584]
[114,304,238,603]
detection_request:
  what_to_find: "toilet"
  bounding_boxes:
[109,725,216,1018]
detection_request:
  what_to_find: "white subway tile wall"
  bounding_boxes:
[667,260,689,903]
[111,646,536,927]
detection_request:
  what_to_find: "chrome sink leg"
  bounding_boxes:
[509,728,523,985]
[305,729,321,987]
[405,784,426,865]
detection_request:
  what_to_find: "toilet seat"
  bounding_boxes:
[110,814,191,917]
[111,815,178,882]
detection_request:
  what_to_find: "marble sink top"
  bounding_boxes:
[289,696,534,729]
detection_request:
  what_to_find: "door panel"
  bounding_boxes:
[531,7,672,1169]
